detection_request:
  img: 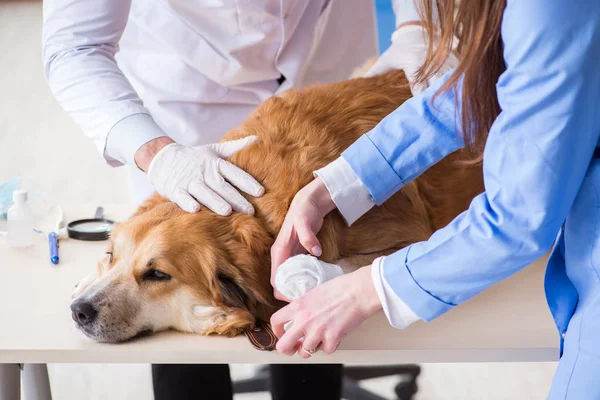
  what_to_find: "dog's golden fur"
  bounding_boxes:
[71,70,483,342]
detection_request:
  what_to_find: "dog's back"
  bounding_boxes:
[224,70,483,262]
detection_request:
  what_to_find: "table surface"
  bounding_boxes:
[0,206,559,364]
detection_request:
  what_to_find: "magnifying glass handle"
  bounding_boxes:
[94,207,104,220]
[49,232,59,265]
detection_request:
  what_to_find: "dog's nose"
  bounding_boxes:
[70,300,97,326]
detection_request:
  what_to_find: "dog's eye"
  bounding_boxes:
[105,252,113,263]
[143,269,171,282]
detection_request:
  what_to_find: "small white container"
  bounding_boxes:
[7,190,34,248]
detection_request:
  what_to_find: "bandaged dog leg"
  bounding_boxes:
[274,254,344,301]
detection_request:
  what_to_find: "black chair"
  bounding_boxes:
[233,364,421,400]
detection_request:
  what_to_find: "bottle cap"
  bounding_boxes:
[13,189,27,204]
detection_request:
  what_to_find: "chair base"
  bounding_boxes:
[233,364,421,400]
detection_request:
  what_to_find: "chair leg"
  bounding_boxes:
[394,379,419,400]
[344,365,421,381]
[232,366,270,394]
[342,376,389,400]
[345,365,421,400]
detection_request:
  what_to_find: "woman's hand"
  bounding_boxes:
[270,265,382,358]
[270,178,336,301]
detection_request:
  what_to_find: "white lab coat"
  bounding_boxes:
[42,0,409,203]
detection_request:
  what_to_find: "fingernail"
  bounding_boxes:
[311,245,322,257]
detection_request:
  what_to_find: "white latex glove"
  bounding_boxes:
[148,136,264,215]
[365,25,458,95]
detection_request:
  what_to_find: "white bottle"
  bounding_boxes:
[7,190,34,248]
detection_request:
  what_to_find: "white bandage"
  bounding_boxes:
[274,254,344,301]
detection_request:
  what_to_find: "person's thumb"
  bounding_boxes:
[295,217,322,257]
[210,136,260,158]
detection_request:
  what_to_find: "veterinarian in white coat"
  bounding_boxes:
[42,0,446,216]
[42,1,441,399]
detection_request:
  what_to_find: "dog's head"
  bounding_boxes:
[70,198,275,343]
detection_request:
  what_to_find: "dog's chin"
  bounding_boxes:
[75,322,154,343]
[123,328,154,342]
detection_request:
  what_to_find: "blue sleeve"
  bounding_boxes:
[379,0,600,321]
[342,69,465,205]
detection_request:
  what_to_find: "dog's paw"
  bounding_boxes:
[274,254,344,300]
[72,271,99,299]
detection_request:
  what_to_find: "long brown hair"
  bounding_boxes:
[416,0,507,161]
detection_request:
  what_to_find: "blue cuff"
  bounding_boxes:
[105,113,168,167]
[341,134,404,205]
[382,246,455,322]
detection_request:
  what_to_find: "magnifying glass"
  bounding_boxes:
[67,207,115,241]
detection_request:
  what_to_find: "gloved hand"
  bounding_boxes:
[365,24,458,95]
[147,136,264,215]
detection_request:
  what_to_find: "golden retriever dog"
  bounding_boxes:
[70,70,483,343]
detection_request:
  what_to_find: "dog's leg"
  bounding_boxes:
[274,251,391,300]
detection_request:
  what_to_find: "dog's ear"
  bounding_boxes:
[216,272,250,310]
[198,272,256,337]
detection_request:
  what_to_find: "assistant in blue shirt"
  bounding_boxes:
[338,1,600,398]
[345,0,599,318]
[271,0,600,396]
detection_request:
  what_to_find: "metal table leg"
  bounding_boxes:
[22,364,52,400]
[0,364,21,400]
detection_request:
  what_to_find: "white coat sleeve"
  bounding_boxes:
[42,0,167,167]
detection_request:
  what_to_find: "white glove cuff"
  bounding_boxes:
[147,143,179,180]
